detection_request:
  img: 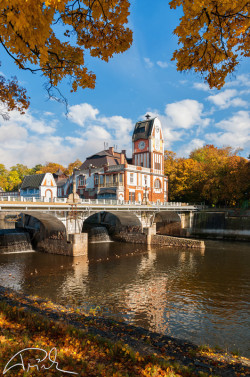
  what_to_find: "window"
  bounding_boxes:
[144,176,147,185]
[154,179,161,189]
[155,162,161,170]
[129,192,135,201]
[78,176,85,186]
[119,174,123,183]
[100,175,104,184]
[137,126,145,133]
[130,173,134,184]
[94,175,99,185]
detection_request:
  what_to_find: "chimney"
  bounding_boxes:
[121,150,126,164]
[109,146,114,155]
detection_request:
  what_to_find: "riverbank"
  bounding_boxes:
[0,286,249,376]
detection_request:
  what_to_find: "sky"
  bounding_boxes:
[0,0,249,168]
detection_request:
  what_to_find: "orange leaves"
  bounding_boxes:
[164,145,249,206]
[0,73,29,117]
[0,0,132,109]
[169,0,249,89]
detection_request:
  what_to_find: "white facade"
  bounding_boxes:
[39,173,57,200]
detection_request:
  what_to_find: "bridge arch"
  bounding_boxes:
[82,211,142,237]
[154,211,182,236]
[16,211,66,247]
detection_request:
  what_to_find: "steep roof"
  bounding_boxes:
[53,168,64,176]
[56,178,68,187]
[20,174,46,190]
[132,118,155,142]
[80,150,127,169]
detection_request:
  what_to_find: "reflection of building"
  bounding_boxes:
[20,173,57,201]
[60,116,168,203]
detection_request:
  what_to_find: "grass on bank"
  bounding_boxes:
[0,301,212,377]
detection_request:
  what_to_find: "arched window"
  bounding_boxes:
[154,179,161,189]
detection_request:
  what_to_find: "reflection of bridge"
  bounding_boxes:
[0,202,204,236]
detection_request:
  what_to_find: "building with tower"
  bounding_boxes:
[59,116,168,203]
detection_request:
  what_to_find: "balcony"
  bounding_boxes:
[98,182,124,188]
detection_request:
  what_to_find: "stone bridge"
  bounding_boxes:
[0,202,202,237]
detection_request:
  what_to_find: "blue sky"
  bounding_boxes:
[0,0,249,168]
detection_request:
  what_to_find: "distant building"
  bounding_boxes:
[59,116,168,203]
[20,173,57,201]
[53,169,68,198]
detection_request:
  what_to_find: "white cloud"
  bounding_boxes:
[68,103,99,127]
[1,108,57,134]
[144,57,154,68]
[193,82,211,91]
[157,61,168,68]
[165,99,209,129]
[0,102,135,167]
[83,125,111,140]
[177,138,205,157]
[226,74,250,88]
[205,111,250,150]
[207,89,248,109]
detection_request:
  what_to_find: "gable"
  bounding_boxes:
[41,173,57,187]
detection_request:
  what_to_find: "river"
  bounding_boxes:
[0,240,249,357]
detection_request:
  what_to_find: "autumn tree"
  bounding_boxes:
[0,0,132,111]
[0,65,29,119]
[0,163,8,190]
[40,162,66,174]
[65,159,82,175]
[170,0,250,88]
[164,145,250,206]
[5,170,21,191]
[10,164,32,181]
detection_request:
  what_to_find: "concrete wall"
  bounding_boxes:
[0,230,32,252]
[0,212,19,230]
[190,211,250,241]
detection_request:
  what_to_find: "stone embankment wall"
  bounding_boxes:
[113,233,147,244]
[36,233,88,256]
[113,232,204,248]
[151,235,205,248]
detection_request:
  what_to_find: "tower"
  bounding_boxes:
[131,115,166,203]
[132,116,164,173]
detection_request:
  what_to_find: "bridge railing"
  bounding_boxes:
[0,195,206,208]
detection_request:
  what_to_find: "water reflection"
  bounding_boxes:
[0,240,249,356]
